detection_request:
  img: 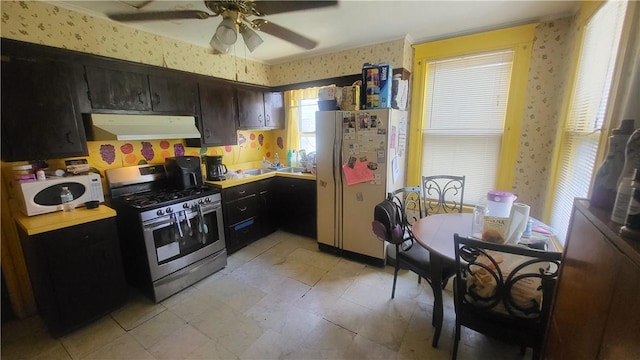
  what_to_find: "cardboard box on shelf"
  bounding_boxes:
[362,63,392,109]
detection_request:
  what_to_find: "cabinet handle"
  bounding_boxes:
[266,114,271,124]
[258,114,263,123]
[137,90,144,104]
[205,128,211,139]
[238,190,246,195]
[66,131,74,145]
[238,206,247,212]
[152,92,160,106]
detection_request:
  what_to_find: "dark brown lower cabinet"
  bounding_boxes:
[544,199,640,359]
[277,177,317,239]
[18,218,127,337]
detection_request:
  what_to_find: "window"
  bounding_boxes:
[284,87,322,155]
[408,24,537,205]
[546,0,628,244]
[298,98,318,153]
[422,50,513,204]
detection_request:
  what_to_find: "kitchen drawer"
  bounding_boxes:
[224,194,258,226]
[222,182,257,202]
[226,217,260,253]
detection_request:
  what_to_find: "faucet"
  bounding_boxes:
[273,153,281,168]
[262,157,274,169]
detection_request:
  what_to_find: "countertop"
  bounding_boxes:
[206,170,315,189]
[14,204,117,236]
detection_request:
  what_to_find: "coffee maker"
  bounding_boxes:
[204,155,228,181]
[165,156,203,189]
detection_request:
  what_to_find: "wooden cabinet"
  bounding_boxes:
[237,88,285,129]
[85,65,152,111]
[1,54,89,162]
[277,177,317,238]
[264,91,285,129]
[85,65,198,114]
[18,218,127,337]
[222,182,261,254]
[257,178,279,237]
[193,80,238,146]
[544,199,640,359]
[148,73,197,114]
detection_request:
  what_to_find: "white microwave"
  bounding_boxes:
[15,174,105,216]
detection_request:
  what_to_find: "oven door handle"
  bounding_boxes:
[143,219,174,232]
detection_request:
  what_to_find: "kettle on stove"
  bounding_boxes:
[204,155,228,181]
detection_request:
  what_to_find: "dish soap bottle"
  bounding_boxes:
[60,186,74,212]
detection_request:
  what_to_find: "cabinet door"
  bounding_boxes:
[1,57,88,161]
[257,178,279,237]
[197,81,238,146]
[23,218,126,337]
[237,88,265,129]
[277,178,317,238]
[598,256,640,359]
[85,65,151,111]
[544,209,620,360]
[264,92,285,129]
[148,73,197,114]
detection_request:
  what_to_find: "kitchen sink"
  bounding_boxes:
[242,168,276,175]
[277,167,307,174]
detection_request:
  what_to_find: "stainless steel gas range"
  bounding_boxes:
[106,164,226,302]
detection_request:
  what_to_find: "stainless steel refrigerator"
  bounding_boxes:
[316,109,407,265]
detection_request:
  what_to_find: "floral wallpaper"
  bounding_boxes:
[268,39,408,86]
[1,0,579,215]
[513,18,576,218]
[0,0,271,85]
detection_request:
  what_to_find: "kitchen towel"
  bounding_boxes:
[506,203,530,244]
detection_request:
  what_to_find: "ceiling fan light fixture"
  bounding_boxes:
[215,16,237,45]
[239,23,263,52]
[209,33,230,54]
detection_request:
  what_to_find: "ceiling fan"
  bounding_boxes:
[107,0,338,54]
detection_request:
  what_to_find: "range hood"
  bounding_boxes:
[90,114,201,141]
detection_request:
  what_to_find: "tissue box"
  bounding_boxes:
[362,63,392,109]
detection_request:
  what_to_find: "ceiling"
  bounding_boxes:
[53,0,580,65]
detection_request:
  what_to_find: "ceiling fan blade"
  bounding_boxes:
[107,10,213,22]
[254,19,318,50]
[254,1,338,16]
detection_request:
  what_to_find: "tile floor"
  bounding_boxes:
[2,231,532,360]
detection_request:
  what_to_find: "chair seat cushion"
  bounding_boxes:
[398,242,456,281]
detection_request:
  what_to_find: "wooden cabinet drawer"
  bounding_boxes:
[224,194,258,226]
[222,182,257,202]
[226,217,260,253]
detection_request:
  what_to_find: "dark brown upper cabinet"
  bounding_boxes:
[148,73,198,114]
[237,87,266,129]
[1,54,88,161]
[195,80,238,146]
[237,88,285,130]
[264,91,285,129]
[85,65,152,111]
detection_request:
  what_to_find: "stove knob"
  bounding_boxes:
[183,203,190,209]
[156,209,164,216]
[204,197,211,203]
[198,199,204,204]
[166,207,173,214]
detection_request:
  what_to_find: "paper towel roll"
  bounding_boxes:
[506,203,530,243]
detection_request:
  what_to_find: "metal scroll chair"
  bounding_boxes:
[386,187,456,347]
[452,234,562,360]
[422,175,466,215]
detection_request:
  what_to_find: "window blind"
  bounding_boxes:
[549,0,627,244]
[423,50,513,204]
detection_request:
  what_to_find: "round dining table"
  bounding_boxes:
[411,212,560,347]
